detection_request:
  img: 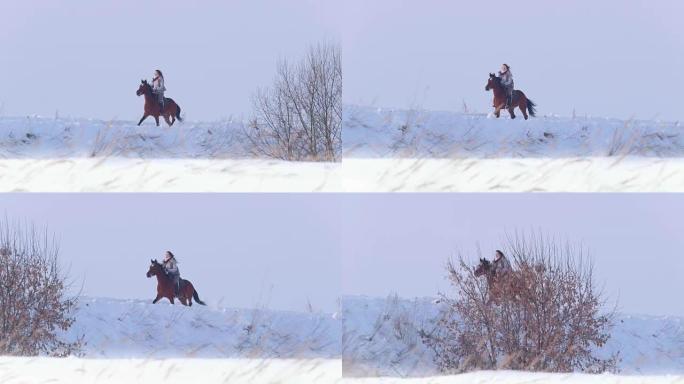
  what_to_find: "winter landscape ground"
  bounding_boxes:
[343,105,684,192]
[2,107,683,192]
[0,297,341,383]
[341,295,684,383]
[0,117,341,192]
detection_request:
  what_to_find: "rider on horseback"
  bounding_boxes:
[498,64,514,108]
[492,250,512,278]
[152,70,166,111]
[162,250,180,297]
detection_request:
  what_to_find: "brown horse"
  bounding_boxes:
[146,259,206,306]
[485,73,536,120]
[474,258,522,304]
[136,80,183,127]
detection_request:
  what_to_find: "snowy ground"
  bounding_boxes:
[343,371,684,383]
[2,109,683,191]
[0,116,341,192]
[0,297,341,383]
[342,105,684,192]
[342,295,684,378]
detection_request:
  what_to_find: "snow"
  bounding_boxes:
[65,297,340,359]
[342,295,684,378]
[0,357,341,384]
[343,370,684,383]
[2,108,683,191]
[342,105,684,192]
[344,105,683,159]
[0,297,341,383]
[0,117,341,192]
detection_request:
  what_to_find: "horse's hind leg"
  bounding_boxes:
[154,116,160,127]
[508,107,516,119]
[521,102,529,120]
[164,115,173,127]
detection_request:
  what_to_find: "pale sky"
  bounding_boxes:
[0,194,341,313]
[0,0,338,121]
[341,194,684,317]
[1,1,680,121]
[340,0,684,121]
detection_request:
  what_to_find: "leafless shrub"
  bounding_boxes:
[0,218,83,356]
[247,43,342,161]
[422,233,617,374]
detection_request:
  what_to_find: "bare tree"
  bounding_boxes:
[0,219,82,356]
[421,233,618,374]
[248,43,342,161]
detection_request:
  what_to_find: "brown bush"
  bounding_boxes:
[0,219,82,356]
[421,233,618,373]
[247,42,342,162]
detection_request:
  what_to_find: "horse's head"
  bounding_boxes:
[136,80,151,96]
[146,259,163,278]
[485,73,499,91]
[474,258,492,277]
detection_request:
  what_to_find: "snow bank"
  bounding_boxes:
[0,116,248,159]
[344,370,684,383]
[0,117,341,192]
[0,297,341,383]
[1,110,682,191]
[0,356,341,384]
[342,295,684,377]
[344,105,683,159]
[63,297,340,359]
[340,106,684,192]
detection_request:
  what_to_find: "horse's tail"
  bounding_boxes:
[192,288,206,305]
[526,98,537,117]
[176,104,183,122]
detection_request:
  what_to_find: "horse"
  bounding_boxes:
[474,257,522,304]
[485,73,537,120]
[146,259,206,306]
[136,80,183,127]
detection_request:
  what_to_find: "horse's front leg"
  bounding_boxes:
[154,115,160,127]
[494,106,502,118]
[152,294,162,304]
[168,296,175,304]
[138,114,149,126]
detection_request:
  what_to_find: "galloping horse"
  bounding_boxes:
[146,259,206,306]
[136,80,183,127]
[474,257,522,303]
[485,74,536,120]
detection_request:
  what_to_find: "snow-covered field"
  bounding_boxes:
[0,297,341,383]
[342,295,684,378]
[343,105,684,192]
[0,117,341,192]
[2,108,683,191]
